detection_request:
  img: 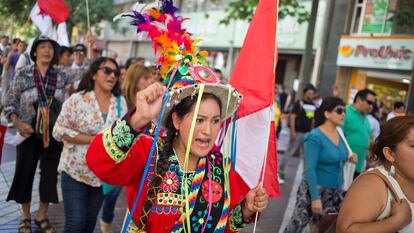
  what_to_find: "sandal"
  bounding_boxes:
[18,219,31,233]
[34,218,56,233]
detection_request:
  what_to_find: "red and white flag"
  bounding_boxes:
[37,0,70,24]
[227,0,280,198]
[30,3,54,37]
[0,125,6,165]
[30,0,70,46]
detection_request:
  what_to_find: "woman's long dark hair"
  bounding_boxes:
[370,116,414,164]
[314,97,345,127]
[138,93,222,229]
[77,57,121,96]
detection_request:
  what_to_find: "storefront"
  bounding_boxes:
[336,36,414,109]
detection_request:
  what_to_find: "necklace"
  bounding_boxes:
[173,148,196,173]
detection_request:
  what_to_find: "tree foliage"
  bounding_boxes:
[392,0,414,31]
[220,0,310,25]
[0,0,116,38]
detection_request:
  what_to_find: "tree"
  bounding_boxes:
[0,0,116,40]
[220,0,310,26]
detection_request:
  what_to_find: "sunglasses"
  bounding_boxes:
[99,67,120,77]
[333,107,346,115]
[365,99,375,106]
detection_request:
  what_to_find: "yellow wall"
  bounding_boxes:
[345,69,367,103]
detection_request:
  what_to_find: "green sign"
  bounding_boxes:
[362,0,391,33]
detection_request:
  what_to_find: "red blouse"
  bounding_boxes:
[85,112,251,232]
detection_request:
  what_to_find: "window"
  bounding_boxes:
[350,0,395,35]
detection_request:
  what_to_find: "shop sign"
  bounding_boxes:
[337,37,414,70]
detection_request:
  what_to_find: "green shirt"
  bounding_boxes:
[342,105,371,173]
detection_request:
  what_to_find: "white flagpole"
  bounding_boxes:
[86,0,90,30]
[253,0,279,232]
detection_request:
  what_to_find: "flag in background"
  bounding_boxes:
[30,0,70,46]
[0,125,7,165]
[37,0,70,24]
[30,3,54,37]
[228,0,280,198]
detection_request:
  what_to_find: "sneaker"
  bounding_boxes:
[278,175,285,185]
[100,219,114,233]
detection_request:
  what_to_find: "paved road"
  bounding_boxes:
[0,127,303,233]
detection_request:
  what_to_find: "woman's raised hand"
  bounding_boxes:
[130,83,167,129]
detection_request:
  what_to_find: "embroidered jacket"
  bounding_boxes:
[53,91,128,187]
[86,111,251,233]
[3,64,79,124]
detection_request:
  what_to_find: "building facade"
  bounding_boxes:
[105,0,327,92]
[333,0,414,111]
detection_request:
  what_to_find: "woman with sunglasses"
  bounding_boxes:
[284,97,357,233]
[98,63,159,233]
[4,35,80,233]
[52,57,128,233]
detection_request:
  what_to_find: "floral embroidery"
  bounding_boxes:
[229,203,247,231]
[103,127,128,163]
[209,151,223,166]
[201,180,223,204]
[161,171,179,192]
[191,210,213,232]
[112,120,134,147]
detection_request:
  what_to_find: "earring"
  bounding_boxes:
[175,130,178,136]
[389,164,396,177]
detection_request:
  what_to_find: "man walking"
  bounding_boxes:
[343,88,376,178]
[279,84,317,181]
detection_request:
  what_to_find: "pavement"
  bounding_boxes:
[0,125,305,233]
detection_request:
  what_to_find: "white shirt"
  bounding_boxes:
[367,115,380,140]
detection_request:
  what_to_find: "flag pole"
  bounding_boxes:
[253,0,279,232]
[86,0,90,29]
[85,0,92,59]
[252,108,273,233]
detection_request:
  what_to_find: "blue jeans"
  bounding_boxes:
[101,186,122,223]
[61,172,104,233]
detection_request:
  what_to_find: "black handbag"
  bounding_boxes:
[32,99,63,158]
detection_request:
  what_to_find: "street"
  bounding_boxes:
[0,128,305,233]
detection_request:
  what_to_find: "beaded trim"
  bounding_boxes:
[229,204,247,231]
[103,126,128,163]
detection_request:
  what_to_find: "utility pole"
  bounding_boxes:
[297,0,319,98]
[310,0,335,87]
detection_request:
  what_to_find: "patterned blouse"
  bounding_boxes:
[53,91,127,187]
[3,64,81,124]
[85,112,252,232]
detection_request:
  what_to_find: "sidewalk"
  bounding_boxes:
[0,157,128,233]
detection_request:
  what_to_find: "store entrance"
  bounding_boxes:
[366,76,410,113]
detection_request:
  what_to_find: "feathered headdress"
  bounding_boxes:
[122,0,210,89]
[120,0,242,125]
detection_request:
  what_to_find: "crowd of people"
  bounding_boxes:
[0,26,239,233]
[1,1,412,233]
[275,81,412,232]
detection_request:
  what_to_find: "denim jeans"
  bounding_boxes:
[101,186,122,223]
[61,172,104,233]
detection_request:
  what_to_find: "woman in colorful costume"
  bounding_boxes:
[85,1,268,232]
